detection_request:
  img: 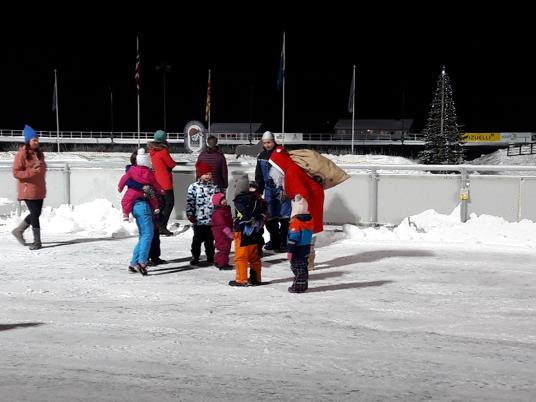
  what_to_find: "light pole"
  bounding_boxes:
[249,85,254,144]
[156,62,171,131]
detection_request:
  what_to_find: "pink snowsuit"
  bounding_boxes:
[118,165,163,217]
[211,193,233,267]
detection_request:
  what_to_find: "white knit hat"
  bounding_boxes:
[262,131,274,141]
[291,194,309,217]
[136,148,151,168]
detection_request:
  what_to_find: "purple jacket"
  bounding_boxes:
[197,147,228,189]
[211,200,233,251]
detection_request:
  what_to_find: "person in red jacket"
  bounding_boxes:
[11,125,47,250]
[148,130,177,236]
[269,146,324,270]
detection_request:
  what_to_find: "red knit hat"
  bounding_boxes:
[196,161,212,177]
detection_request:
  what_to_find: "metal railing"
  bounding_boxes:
[0,129,185,141]
[0,129,424,145]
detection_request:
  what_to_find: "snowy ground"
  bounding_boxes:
[1,201,536,401]
[1,150,536,400]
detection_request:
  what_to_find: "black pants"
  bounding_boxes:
[290,257,309,292]
[161,190,175,229]
[266,218,290,249]
[279,219,289,246]
[191,225,214,260]
[23,199,43,229]
[149,228,161,260]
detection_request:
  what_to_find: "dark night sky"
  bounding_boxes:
[2,11,535,134]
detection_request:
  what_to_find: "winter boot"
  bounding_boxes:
[29,228,42,250]
[136,263,148,276]
[11,220,30,246]
[159,227,174,236]
[264,241,274,251]
[228,280,249,287]
[249,268,261,286]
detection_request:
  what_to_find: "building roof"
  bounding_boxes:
[209,123,264,133]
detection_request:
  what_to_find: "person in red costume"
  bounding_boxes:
[269,146,324,270]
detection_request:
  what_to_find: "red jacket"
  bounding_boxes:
[12,145,47,200]
[269,147,324,233]
[148,142,176,190]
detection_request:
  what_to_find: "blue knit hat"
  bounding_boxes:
[23,125,38,143]
[154,130,167,143]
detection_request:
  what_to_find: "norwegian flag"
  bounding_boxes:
[205,69,211,123]
[135,38,141,95]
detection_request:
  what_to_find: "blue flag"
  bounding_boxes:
[277,34,285,91]
[348,68,355,113]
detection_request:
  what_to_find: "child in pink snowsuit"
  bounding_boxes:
[211,193,234,270]
[118,148,163,219]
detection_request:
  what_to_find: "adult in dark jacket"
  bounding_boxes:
[196,135,228,191]
[148,130,176,236]
[254,131,291,252]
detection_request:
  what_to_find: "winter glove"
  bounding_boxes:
[123,214,130,222]
[287,252,293,261]
[223,227,234,240]
[187,215,197,224]
[243,223,254,236]
[143,185,156,199]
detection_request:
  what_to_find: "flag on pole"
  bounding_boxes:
[135,41,141,95]
[348,67,355,113]
[52,74,58,112]
[277,34,285,91]
[205,69,211,123]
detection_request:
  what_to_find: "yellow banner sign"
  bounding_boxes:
[462,133,501,142]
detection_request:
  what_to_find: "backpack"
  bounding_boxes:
[289,149,350,190]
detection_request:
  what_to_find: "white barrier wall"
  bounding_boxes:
[2,164,536,225]
[323,175,369,225]
[377,175,460,224]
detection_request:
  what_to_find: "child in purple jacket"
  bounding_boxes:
[211,193,234,270]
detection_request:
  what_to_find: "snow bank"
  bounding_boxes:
[0,199,137,237]
[2,199,535,248]
[344,205,536,248]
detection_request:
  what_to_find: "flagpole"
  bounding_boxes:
[54,69,60,153]
[208,69,211,133]
[136,36,140,147]
[281,32,286,146]
[351,65,356,154]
